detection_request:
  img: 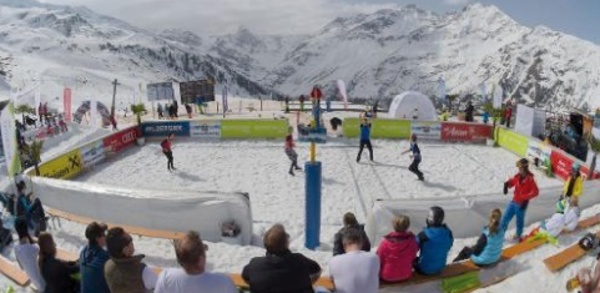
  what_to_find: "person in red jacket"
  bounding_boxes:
[161,133,176,171]
[285,127,302,176]
[376,215,419,283]
[505,106,513,128]
[500,158,539,241]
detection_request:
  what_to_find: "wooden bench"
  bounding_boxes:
[0,256,30,287]
[47,208,185,240]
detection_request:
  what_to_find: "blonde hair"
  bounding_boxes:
[488,209,502,235]
[392,215,410,232]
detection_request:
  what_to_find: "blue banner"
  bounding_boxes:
[142,121,190,137]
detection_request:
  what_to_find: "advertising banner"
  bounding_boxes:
[495,128,529,157]
[190,121,221,138]
[526,140,552,167]
[103,127,139,153]
[147,82,175,101]
[441,122,492,143]
[372,119,411,139]
[63,88,72,122]
[142,121,190,137]
[38,149,82,179]
[80,140,105,168]
[0,101,21,176]
[550,150,575,181]
[221,120,288,139]
[342,118,361,138]
[411,121,441,140]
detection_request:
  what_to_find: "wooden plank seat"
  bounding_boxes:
[0,256,29,287]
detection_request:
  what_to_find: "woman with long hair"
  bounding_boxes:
[453,209,505,266]
[38,233,80,293]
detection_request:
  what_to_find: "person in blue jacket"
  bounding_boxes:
[356,118,373,162]
[402,134,424,181]
[80,222,111,293]
[415,206,454,275]
[452,208,505,266]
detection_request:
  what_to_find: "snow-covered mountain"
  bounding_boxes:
[210,4,600,110]
[0,1,598,111]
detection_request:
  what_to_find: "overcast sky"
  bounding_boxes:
[38,0,600,44]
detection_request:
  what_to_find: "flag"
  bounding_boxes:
[89,97,97,128]
[438,77,446,105]
[63,88,72,122]
[337,80,348,110]
[479,83,487,102]
[35,87,41,117]
[1,101,22,177]
[493,84,503,109]
[222,86,229,116]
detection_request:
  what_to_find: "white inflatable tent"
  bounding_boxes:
[388,91,437,121]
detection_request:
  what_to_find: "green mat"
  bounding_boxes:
[441,271,481,293]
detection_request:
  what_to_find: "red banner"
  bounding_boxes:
[440,123,492,142]
[63,88,72,122]
[102,127,139,153]
[550,150,574,181]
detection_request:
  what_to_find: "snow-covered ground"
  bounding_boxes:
[0,113,596,292]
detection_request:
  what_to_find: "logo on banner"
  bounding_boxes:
[142,122,190,137]
[39,150,82,179]
[103,127,138,153]
[441,123,492,142]
[191,121,221,138]
[80,141,105,167]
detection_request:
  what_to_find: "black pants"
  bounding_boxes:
[453,246,474,262]
[285,149,300,173]
[409,157,424,180]
[357,139,373,161]
[163,151,174,170]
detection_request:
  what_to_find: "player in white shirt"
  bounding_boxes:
[329,227,380,293]
[155,231,237,293]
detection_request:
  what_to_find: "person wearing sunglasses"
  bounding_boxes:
[501,158,539,242]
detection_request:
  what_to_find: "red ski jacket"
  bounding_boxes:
[161,139,171,152]
[506,172,539,205]
[284,135,295,149]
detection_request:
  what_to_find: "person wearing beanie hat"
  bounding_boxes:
[414,206,454,275]
[80,222,111,293]
[501,158,539,241]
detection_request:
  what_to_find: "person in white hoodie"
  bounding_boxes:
[540,196,580,238]
[14,218,46,291]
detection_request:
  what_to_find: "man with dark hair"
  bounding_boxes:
[356,118,373,162]
[161,132,176,171]
[242,224,321,293]
[80,222,110,293]
[402,133,424,181]
[333,212,371,256]
[14,218,46,291]
[329,228,379,293]
[415,206,454,275]
[155,231,236,292]
[104,227,157,293]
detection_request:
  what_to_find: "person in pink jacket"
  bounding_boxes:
[376,215,419,282]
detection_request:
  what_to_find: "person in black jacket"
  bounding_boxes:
[333,212,371,256]
[38,232,80,293]
[242,224,321,293]
[465,101,475,122]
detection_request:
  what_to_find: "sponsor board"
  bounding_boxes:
[190,121,221,138]
[38,149,82,179]
[372,119,411,139]
[526,140,552,166]
[80,140,105,168]
[142,122,190,137]
[495,128,529,157]
[342,118,361,138]
[550,150,575,181]
[441,123,492,143]
[411,121,441,140]
[221,120,288,138]
[103,127,139,153]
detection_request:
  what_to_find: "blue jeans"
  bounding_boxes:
[501,201,528,237]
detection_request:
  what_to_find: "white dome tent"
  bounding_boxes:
[388,91,437,121]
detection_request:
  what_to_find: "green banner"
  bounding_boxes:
[495,127,529,157]
[221,119,289,139]
[343,118,411,139]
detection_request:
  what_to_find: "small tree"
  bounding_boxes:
[23,140,44,176]
[588,134,600,178]
[130,103,146,126]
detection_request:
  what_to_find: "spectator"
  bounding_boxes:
[157,103,164,119]
[185,104,192,119]
[155,231,236,293]
[299,95,306,112]
[535,196,581,238]
[562,163,583,200]
[453,209,505,266]
[577,258,600,293]
[501,158,539,241]
[104,227,158,293]
[242,224,321,293]
[38,232,79,293]
[415,206,454,275]
[505,106,513,128]
[14,219,46,291]
[0,218,12,252]
[329,228,379,293]
[15,180,46,235]
[377,215,419,282]
[465,101,474,122]
[80,222,111,293]
[333,212,371,256]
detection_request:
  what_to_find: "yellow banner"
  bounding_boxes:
[38,149,83,180]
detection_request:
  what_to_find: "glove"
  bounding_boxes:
[503,182,508,195]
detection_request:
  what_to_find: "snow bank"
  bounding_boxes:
[367,180,600,243]
[28,176,254,245]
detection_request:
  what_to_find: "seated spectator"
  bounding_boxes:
[578,260,600,293]
[377,215,419,282]
[329,228,379,293]
[415,206,454,275]
[0,218,13,252]
[14,219,46,291]
[38,232,80,293]
[333,212,371,256]
[15,180,47,235]
[453,209,505,266]
[531,196,581,239]
[242,224,321,293]
[155,231,236,293]
[80,222,111,293]
[104,227,158,293]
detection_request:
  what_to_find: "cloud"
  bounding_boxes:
[443,0,471,5]
[39,0,401,35]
